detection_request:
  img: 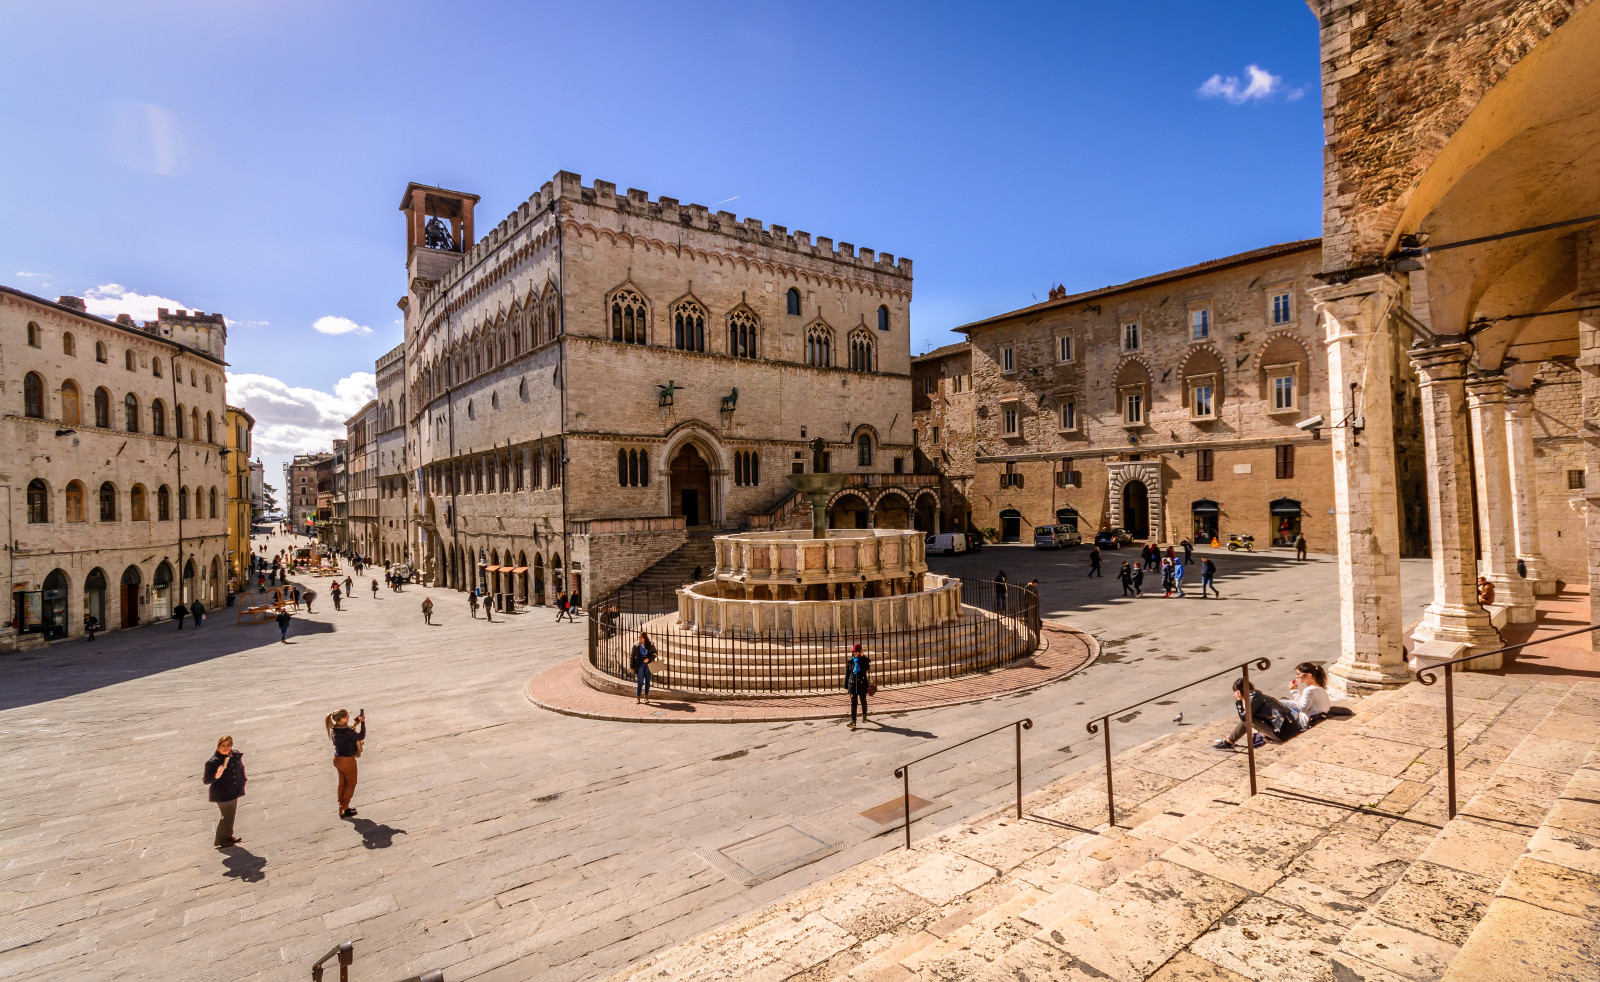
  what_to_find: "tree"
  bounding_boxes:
[256,483,280,521]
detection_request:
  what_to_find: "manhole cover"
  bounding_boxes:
[700,821,839,887]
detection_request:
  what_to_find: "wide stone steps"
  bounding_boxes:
[603,675,1600,982]
[616,538,717,595]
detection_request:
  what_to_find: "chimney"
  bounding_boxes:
[57,296,86,311]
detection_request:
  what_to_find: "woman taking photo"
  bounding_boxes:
[1286,662,1332,728]
[202,735,246,849]
[325,709,365,818]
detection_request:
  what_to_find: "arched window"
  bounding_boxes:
[152,357,162,378]
[610,290,648,345]
[734,450,761,487]
[99,482,117,521]
[189,369,196,387]
[848,329,874,373]
[190,407,200,439]
[124,393,140,432]
[151,398,166,436]
[94,387,111,428]
[23,372,45,418]
[27,479,49,523]
[27,322,41,347]
[63,332,76,356]
[204,375,212,393]
[175,404,185,439]
[786,287,801,316]
[672,300,705,352]
[806,323,833,367]
[877,305,890,332]
[728,308,758,359]
[179,487,189,519]
[125,350,136,371]
[857,433,873,467]
[617,449,628,486]
[95,341,107,363]
[60,380,80,425]
[131,485,147,521]
[157,485,170,521]
[205,411,214,443]
[65,481,85,523]
[208,487,218,518]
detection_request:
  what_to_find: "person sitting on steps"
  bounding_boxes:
[1213,677,1302,750]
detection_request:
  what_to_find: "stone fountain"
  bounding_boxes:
[785,437,848,540]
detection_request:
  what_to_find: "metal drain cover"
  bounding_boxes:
[701,820,839,887]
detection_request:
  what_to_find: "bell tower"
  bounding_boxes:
[399,183,480,256]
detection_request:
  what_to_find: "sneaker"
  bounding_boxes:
[1253,735,1267,749]
[1211,740,1234,750]
[847,721,856,729]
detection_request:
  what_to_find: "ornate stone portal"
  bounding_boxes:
[1105,459,1164,542]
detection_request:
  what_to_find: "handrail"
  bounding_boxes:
[891,718,1032,849]
[310,942,353,982]
[1086,658,1271,827]
[1414,621,1600,818]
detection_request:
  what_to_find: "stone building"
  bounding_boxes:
[910,342,976,532]
[344,400,378,558]
[953,240,1373,551]
[398,172,919,602]
[318,442,345,547]
[286,452,327,533]
[1307,0,1599,691]
[2,288,230,646]
[248,459,264,518]
[374,343,412,566]
[224,404,256,587]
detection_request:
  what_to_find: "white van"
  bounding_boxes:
[926,532,967,555]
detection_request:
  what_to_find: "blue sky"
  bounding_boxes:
[1,0,1324,487]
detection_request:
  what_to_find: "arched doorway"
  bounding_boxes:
[1055,507,1080,533]
[85,568,107,631]
[1122,481,1150,539]
[533,553,546,604]
[914,493,937,532]
[42,569,70,640]
[1270,498,1302,547]
[828,493,870,530]
[182,558,197,604]
[489,549,501,597]
[1192,499,1220,544]
[669,444,713,527]
[999,509,1022,543]
[209,557,220,603]
[552,555,564,596]
[875,493,910,529]
[516,551,528,604]
[120,565,142,628]
[153,561,174,619]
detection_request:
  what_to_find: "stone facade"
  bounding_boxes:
[1,288,230,646]
[344,400,378,559]
[224,405,255,589]
[911,342,976,532]
[399,172,916,602]
[286,452,327,533]
[957,240,1345,549]
[374,343,411,566]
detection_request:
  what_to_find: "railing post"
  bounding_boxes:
[1015,719,1023,819]
[1444,663,1457,820]
[902,765,912,850]
[1242,661,1258,797]
[1101,717,1114,827]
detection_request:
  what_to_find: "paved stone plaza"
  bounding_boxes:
[0,535,1432,982]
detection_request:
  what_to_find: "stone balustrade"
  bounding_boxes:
[676,573,962,638]
[712,528,926,592]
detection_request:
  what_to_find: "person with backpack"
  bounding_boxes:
[1172,556,1187,598]
[1131,563,1145,598]
[421,596,434,625]
[203,735,247,849]
[845,644,872,729]
[1181,539,1194,565]
[631,632,656,703]
[1200,557,1219,598]
[555,592,571,623]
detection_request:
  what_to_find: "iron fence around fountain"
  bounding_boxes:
[586,579,1040,694]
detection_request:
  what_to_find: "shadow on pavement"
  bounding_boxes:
[220,847,267,882]
[348,817,406,849]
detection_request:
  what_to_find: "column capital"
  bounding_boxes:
[1310,273,1405,345]
[1464,374,1509,405]
[1409,342,1474,384]
[1505,388,1537,415]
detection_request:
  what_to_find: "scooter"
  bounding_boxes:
[1225,533,1255,552]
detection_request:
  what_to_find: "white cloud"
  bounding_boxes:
[14,270,48,279]
[1198,65,1282,104]
[82,283,192,321]
[226,371,378,494]
[312,315,373,336]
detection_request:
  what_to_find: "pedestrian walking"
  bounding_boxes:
[1182,539,1194,565]
[190,599,206,629]
[276,607,292,642]
[303,588,316,613]
[1119,562,1135,597]
[370,578,379,600]
[1088,546,1103,577]
[175,604,188,630]
[631,631,656,703]
[343,575,353,596]
[995,570,1008,611]
[484,593,495,622]
[83,613,98,641]
[325,709,365,818]
[1201,557,1219,598]
[1295,533,1308,562]
[1173,557,1187,597]
[1161,559,1175,598]
[1132,564,1145,597]
[203,735,246,849]
[1024,578,1041,633]
[845,643,872,729]
[554,592,570,622]
[469,592,480,618]
[566,588,581,618]
[421,597,434,625]
[330,583,342,611]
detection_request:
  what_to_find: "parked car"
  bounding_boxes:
[926,532,967,555]
[1094,527,1133,549]
[1034,525,1083,549]
[964,531,984,553]
[1055,525,1083,547]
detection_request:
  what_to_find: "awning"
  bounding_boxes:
[509,566,528,573]
[482,565,502,572]
[1269,498,1302,515]
[1191,500,1220,514]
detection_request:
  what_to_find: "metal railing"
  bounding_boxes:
[587,579,1039,694]
[1414,622,1600,818]
[892,719,1032,849]
[309,942,442,982]
[1087,657,1271,827]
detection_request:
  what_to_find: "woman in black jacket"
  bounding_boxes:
[202,736,246,849]
[844,644,871,729]
[1213,678,1302,750]
[325,710,365,818]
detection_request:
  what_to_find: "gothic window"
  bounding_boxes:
[60,380,80,425]
[179,486,190,520]
[27,479,48,523]
[786,287,801,316]
[848,329,874,372]
[617,448,649,487]
[27,322,40,347]
[65,481,85,523]
[673,299,706,352]
[190,407,200,438]
[857,434,873,467]
[94,388,111,428]
[157,485,171,521]
[151,398,166,436]
[532,449,543,489]
[806,323,833,367]
[99,482,117,521]
[205,411,215,443]
[204,374,212,393]
[24,372,44,418]
[728,308,759,359]
[611,290,648,345]
[734,450,761,487]
[208,487,218,518]
[877,305,890,331]
[124,393,140,432]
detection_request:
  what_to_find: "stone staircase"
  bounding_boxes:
[614,534,718,596]
[604,674,1600,982]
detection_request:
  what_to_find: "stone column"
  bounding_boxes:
[1504,388,1555,595]
[1309,275,1412,694]
[1411,344,1501,654]
[1578,228,1600,647]
[1466,377,1536,622]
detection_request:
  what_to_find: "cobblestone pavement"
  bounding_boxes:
[0,536,1433,982]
